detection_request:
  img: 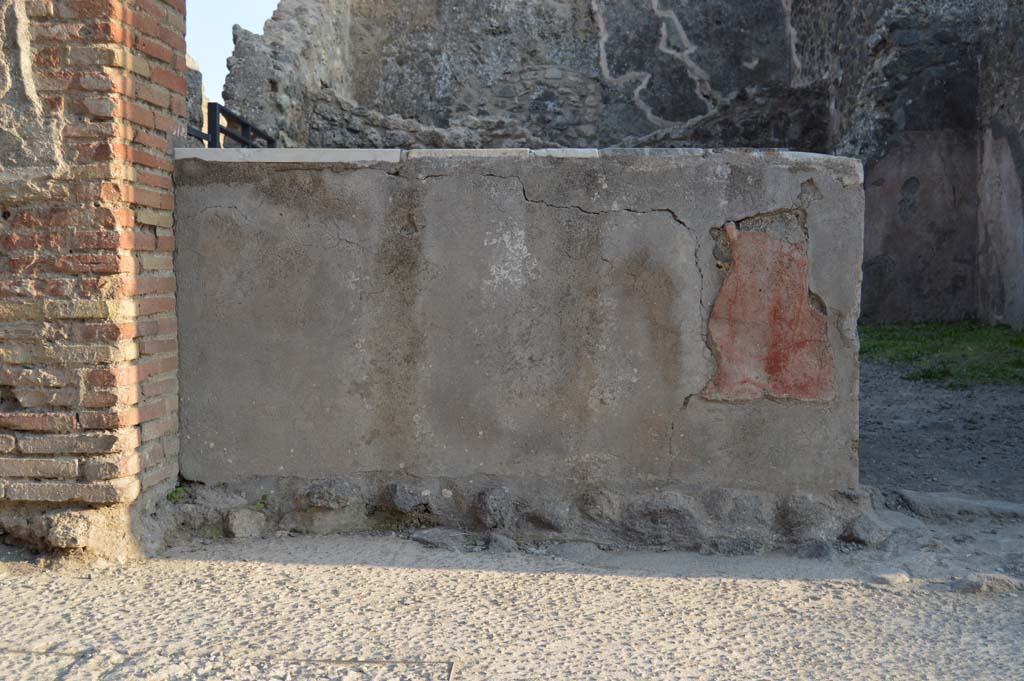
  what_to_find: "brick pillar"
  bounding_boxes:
[0,0,185,557]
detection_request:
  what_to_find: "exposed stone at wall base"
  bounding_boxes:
[0,485,172,561]
[165,476,883,554]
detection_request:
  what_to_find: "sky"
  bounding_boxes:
[186,2,280,101]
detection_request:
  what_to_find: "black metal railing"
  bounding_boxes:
[188,102,276,149]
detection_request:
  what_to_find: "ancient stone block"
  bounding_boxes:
[226,508,265,539]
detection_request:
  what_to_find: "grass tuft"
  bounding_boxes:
[166,484,187,503]
[859,321,1024,389]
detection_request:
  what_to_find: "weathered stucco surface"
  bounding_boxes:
[173,149,866,549]
[977,0,1024,329]
[860,131,979,323]
[0,0,65,203]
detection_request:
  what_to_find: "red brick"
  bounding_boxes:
[136,170,172,190]
[141,376,176,398]
[116,143,173,172]
[0,457,78,479]
[57,0,123,20]
[141,414,175,442]
[137,295,175,316]
[138,337,176,355]
[0,232,61,250]
[74,319,136,339]
[0,278,73,299]
[11,206,121,229]
[128,185,173,210]
[1,0,183,513]
[131,127,170,153]
[85,355,176,388]
[135,35,174,65]
[132,315,176,336]
[80,452,141,481]
[77,400,165,430]
[81,383,140,409]
[0,412,77,432]
[2,478,140,504]
[149,66,186,95]
[9,253,136,275]
[17,429,139,455]
[33,46,63,69]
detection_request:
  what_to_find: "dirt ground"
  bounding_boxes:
[860,360,1024,501]
[0,361,1021,680]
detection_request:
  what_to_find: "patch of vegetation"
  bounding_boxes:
[860,322,1024,389]
[166,485,187,503]
[254,494,269,512]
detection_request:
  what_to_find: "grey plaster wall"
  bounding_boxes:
[173,149,866,546]
[861,131,979,323]
[977,0,1024,330]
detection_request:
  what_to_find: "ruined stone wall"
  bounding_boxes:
[977,0,1024,330]
[225,0,814,150]
[224,0,353,148]
[226,0,980,157]
[178,55,205,148]
[0,0,184,557]
[173,148,869,551]
[792,0,983,323]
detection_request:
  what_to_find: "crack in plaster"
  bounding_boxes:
[393,169,717,443]
[481,172,690,228]
[478,171,716,440]
[478,170,711,361]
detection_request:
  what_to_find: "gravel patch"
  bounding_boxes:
[1,534,1023,680]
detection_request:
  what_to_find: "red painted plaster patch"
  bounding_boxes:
[704,223,834,401]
